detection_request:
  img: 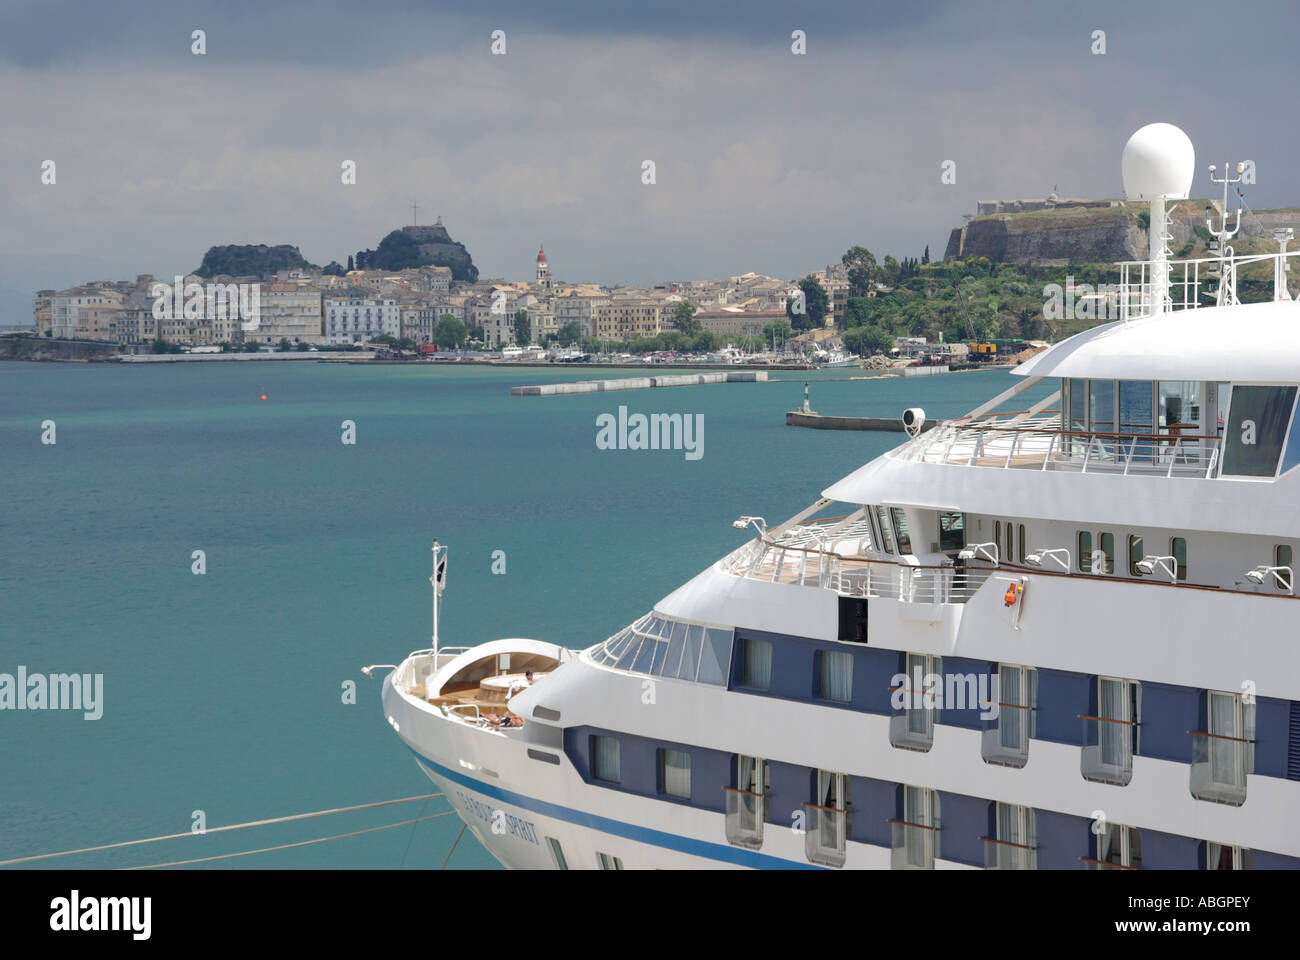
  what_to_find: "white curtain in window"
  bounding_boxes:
[904,786,935,867]
[1208,692,1242,787]
[745,637,773,689]
[820,651,853,702]
[662,749,691,798]
[595,736,620,783]
[1099,678,1126,767]
[999,665,1025,751]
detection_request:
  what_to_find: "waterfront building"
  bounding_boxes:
[324,296,400,344]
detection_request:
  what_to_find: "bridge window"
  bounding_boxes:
[1171,537,1187,581]
[873,506,896,554]
[890,508,913,554]
[938,512,965,553]
[994,521,1002,559]
[1089,380,1115,435]
[1221,385,1297,477]
[1078,531,1092,572]
[1018,524,1026,565]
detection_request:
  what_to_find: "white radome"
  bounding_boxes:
[1121,122,1195,200]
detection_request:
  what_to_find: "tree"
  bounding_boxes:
[245,339,261,352]
[842,246,878,297]
[843,325,894,357]
[512,309,530,346]
[150,337,169,354]
[557,321,584,347]
[322,261,344,276]
[789,275,828,330]
[922,244,930,265]
[690,331,717,353]
[880,256,901,288]
[277,338,292,352]
[434,314,467,349]
[295,341,310,352]
[762,321,793,346]
[670,302,700,337]
[346,255,354,272]
[844,296,874,329]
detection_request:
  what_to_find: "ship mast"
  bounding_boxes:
[1206,161,1245,306]
[430,540,446,659]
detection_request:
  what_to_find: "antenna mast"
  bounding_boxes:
[1206,162,1245,305]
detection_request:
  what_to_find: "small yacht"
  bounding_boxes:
[369,125,1300,869]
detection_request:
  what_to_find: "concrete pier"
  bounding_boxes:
[512,370,767,396]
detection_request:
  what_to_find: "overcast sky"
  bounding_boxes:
[1,0,1298,300]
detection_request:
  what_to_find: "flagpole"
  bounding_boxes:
[431,540,440,661]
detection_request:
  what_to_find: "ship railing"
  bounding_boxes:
[719,531,999,606]
[982,836,1037,871]
[1079,856,1140,871]
[1117,247,1300,319]
[801,803,848,868]
[889,819,940,870]
[901,415,1221,479]
[1079,715,1137,786]
[722,787,766,849]
[394,646,474,690]
[444,703,487,726]
[1188,730,1253,807]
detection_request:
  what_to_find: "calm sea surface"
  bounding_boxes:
[0,360,1048,869]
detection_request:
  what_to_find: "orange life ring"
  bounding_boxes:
[1003,583,1020,607]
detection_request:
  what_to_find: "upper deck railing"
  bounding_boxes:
[1116,246,1299,320]
[717,520,998,604]
[893,410,1220,479]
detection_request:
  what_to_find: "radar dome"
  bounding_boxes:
[1122,123,1195,200]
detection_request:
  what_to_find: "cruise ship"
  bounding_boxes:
[368,125,1300,870]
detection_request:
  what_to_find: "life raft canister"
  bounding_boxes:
[1003,582,1021,607]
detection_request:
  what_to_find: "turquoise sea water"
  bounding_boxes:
[0,361,1046,869]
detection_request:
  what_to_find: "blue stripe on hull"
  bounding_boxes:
[407,745,822,870]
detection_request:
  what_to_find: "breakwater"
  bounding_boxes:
[512,370,768,397]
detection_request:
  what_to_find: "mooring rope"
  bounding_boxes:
[0,792,445,867]
[126,811,458,869]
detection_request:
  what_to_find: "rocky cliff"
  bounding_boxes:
[944,202,1300,265]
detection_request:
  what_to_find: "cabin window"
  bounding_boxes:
[593,736,621,783]
[659,748,691,800]
[546,837,569,870]
[597,852,624,870]
[1078,531,1092,572]
[874,506,896,554]
[1099,533,1115,574]
[1018,525,1026,565]
[741,636,773,690]
[817,650,854,703]
[890,507,913,554]
[994,521,1002,559]
[1096,824,1142,870]
[1207,843,1255,870]
[1276,545,1293,591]
[1220,385,1297,476]
[1171,538,1187,582]
[1128,535,1144,576]
[991,803,1037,870]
